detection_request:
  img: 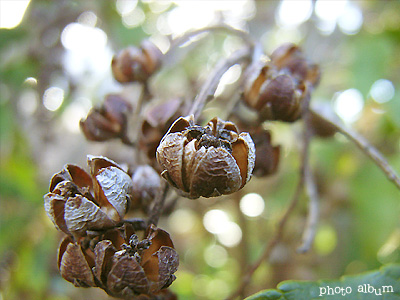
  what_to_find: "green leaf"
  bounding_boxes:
[245,264,400,300]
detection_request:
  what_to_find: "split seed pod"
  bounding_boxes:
[112,40,163,83]
[93,224,179,297]
[156,115,255,199]
[243,43,320,122]
[80,94,133,142]
[57,224,179,298]
[44,155,133,236]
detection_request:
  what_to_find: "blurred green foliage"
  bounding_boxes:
[0,1,399,300]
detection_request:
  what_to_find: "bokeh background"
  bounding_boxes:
[0,0,399,299]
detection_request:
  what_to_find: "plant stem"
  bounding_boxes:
[310,107,400,191]
[165,24,255,58]
[147,181,169,227]
[188,47,252,120]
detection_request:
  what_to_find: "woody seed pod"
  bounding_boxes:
[80,94,133,142]
[93,224,179,297]
[57,224,178,298]
[243,43,320,122]
[44,155,133,236]
[156,115,255,199]
[112,40,163,83]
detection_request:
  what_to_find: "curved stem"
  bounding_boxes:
[188,47,252,120]
[165,24,255,58]
[310,107,400,191]
[147,181,169,227]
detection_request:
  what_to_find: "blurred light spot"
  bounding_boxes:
[122,6,145,28]
[203,209,230,234]
[149,34,170,54]
[377,229,400,264]
[18,90,38,116]
[167,3,214,36]
[61,23,112,79]
[77,11,98,27]
[116,0,138,16]
[217,221,242,247]
[61,23,107,51]
[333,88,364,123]
[204,244,228,268]
[0,0,30,29]
[240,193,265,218]
[370,79,395,104]
[168,209,196,234]
[206,278,230,299]
[61,102,87,133]
[337,3,363,35]
[277,0,313,28]
[192,275,211,297]
[315,0,347,22]
[215,64,242,97]
[345,260,367,275]
[43,87,64,111]
[314,224,337,255]
[24,77,37,86]
[148,0,172,14]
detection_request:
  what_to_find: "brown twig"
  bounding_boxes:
[310,107,400,191]
[147,181,169,227]
[297,93,319,253]
[165,24,255,58]
[188,47,252,120]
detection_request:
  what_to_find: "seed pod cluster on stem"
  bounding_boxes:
[243,43,320,122]
[156,115,256,199]
[57,223,178,298]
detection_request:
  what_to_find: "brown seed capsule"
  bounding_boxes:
[58,235,96,287]
[112,40,163,83]
[80,94,133,143]
[93,224,179,297]
[308,104,337,138]
[243,43,320,122]
[139,98,184,164]
[44,156,133,236]
[270,43,321,87]
[156,115,255,199]
[250,128,281,177]
[130,165,161,213]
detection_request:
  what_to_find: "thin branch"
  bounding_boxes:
[165,24,255,58]
[310,107,400,191]
[188,47,252,120]
[297,91,320,253]
[297,156,319,253]
[147,181,169,227]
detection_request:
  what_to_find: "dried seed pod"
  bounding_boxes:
[93,224,179,297]
[58,235,96,287]
[112,40,163,83]
[130,165,161,213]
[249,129,280,177]
[243,59,308,122]
[243,43,320,123]
[80,94,133,142]
[139,98,184,164]
[156,115,255,199]
[44,156,133,236]
[270,43,321,87]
